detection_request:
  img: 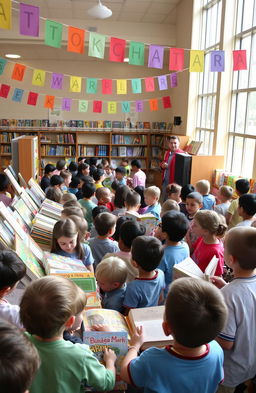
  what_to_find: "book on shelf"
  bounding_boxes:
[118,147,127,157]
[83,306,172,350]
[125,211,159,235]
[173,256,219,281]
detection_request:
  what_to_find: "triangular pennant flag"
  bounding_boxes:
[102,79,112,94]
[51,73,64,90]
[0,84,10,98]
[44,95,55,109]
[109,37,126,62]
[148,45,164,69]
[12,63,26,81]
[210,50,225,72]
[149,98,158,111]
[32,69,46,87]
[70,76,82,93]
[158,75,168,90]
[189,50,205,72]
[169,48,184,71]
[78,100,88,112]
[45,20,63,48]
[117,79,127,94]
[136,100,144,112]
[27,92,38,106]
[0,58,7,75]
[144,77,155,92]
[89,32,106,59]
[129,41,145,66]
[67,26,85,54]
[86,78,98,94]
[170,73,178,88]
[108,101,117,114]
[233,50,247,70]
[132,78,142,94]
[122,101,130,113]
[162,96,171,109]
[20,3,39,37]
[12,88,24,102]
[0,0,11,29]
[93,100,102,113]
[62,98,72,111]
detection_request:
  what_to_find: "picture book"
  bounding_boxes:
[125,211,159,235]
[83,331,128,391]
[173,256,219,281]
[15,235,46,280]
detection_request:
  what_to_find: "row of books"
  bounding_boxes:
[40,133,75,144]
[112,134,147,145]
[0,146,11,153]
[78,145,109,157]
[40,145,76,156]
[0,132,35,142]
[111,146,147,157]
[213,169,256,193]
[152,147,164,159]
[151,134,165,147]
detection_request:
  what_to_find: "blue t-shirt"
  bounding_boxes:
[88,237,119,266]
[55,243,94,267]
[123,269,165,309]
[129,341,224,393]
[102,284,126,313]
[158,242,189,298]
[145,203,161,220]
[202,194,215,210]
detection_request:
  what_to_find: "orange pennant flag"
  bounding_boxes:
[67,26,85,54]
[12,63,26,81]
[44,95,55,109]
[149,98,158,111]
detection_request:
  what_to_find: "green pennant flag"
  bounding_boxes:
[79,100,88,112]
[86,78,98,94]
[88,32,106,59]
[129,41,145,66]
[122,101,131,113]
[132,78,142,93]
[0,58,7,75]
[45,20,63,48]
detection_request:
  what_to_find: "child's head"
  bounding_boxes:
[95,257,127,292]
[112,216,134,241]
[50,175,64,188]
[0,173,10,192]
[134,186,147,208]
[0,250,26,295]
[193,210,227,238]
[120,158,129,167]
[68,161,78,173]
[235,178,250,196]
[45,187,63,203]
[68,215,88,241]
[92,205,109,221]
[0,319,40,393]
[115,166,126,181]
[51,218,84,260]
[60,192,77,205]
[77,163,90,177]
[93,168,105,183]
[94,212,117,237]
[56,159,66,172]
[20,276,86,339]
[144,186,161,206]
[238,194,256,218]
[195,179,211,196]
[69,176,81,190]
[131,236,163,272]
[166,183,182,203]
[125,190,141,211]
[224,227,256,270]
[185,191,203,217]
[164,278,227,347]
[82,182,96,199]
[119,219,146,250]
[63,200,82,209]
[180,184,195,202]
[77,156,85,165]
[61,206,84,219]
[114,185,130,208]
[61,170,72,188]
[161,211,189,242]
[111,179,119,193]
[131,159,142,171]
[44,163,56,176]
[101,158,109,168]
[161,199,180,217]
[96,187,112,205]
[218,185,233,203]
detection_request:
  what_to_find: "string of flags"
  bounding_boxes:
[0,0,248,72]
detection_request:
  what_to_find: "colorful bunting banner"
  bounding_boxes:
[233,50,247,71]
[86,78,98,94]
[12,88,24,102]
[44,95,55,109]
[89,32,106,59]
[116,79,127,95]
[20,3,39,37]
[62,98,72,111]
[102,79,112,94]
[0,0,11,29]
[136,100,144,112]
[122,101,130,113]
[70,76,82,93]
[78,99,88,112]
[132,78,142,94]
[108,101,117,114]
[129,41,145,66]
[27,91,38,106]
[11,63,26,81]
[150,98,158,111]
[169,48,184,71]
[148,45,164,69]
[109,37,126,62]
[32,69,46,87]
[0,58,7,75]
[93,100,102,113]
[189,50,205,72]
[45,20,63,48]
[145,77,155,92]
[67,26,85,54]
[158,75,168,90]
[0,83,10,98]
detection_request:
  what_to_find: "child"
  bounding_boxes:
[45,186,63,203]
[102,165,115,189]
[93,168,105,189]
[236,193,256,227]
[68,215,89,242]
[115,166,127,186]
[60,170,72,192]
[61,206,85,219]
[158,211,190,297]
[123,236,164,313]
[0,173,14,207]
[112,185,130,217]
[211,227,256,391]
[196,179,216,210]
[56,159,66,174]
[134,185,148,214]
[77,162,90,178]
[51,218,94,272]
[96,187,114,211]
[95,256,127,313]
[120,277,227,393]
[214,185,233,218]
[78,182,97,231]
[60,192,77,205]
[130,159,146,188]
[125,190,141,213]
[161,199,180,217]
[144,186,161,220]
[185,191,203,251]
[0,319,40,393]
[191,210,227,276]
[68,161,78,177]
[40,163,56,192]
[88,212,119,266]
[120,158,131,176]
[166,183,182,203]
[20,276,116,393]
[68,176,81,195]
[226,179,250,228]
[0,250,26,328]
[179,183,195,215]
[90,205,110,238]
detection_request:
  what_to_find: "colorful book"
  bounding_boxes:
[125,211,159,235]
[173,256,219,281]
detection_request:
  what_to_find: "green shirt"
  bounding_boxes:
[27,334,115,393]
[79,199,97,231]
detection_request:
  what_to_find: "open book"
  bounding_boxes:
[125,211,159,235]
[83,306,172,350]
[173,256,219,281]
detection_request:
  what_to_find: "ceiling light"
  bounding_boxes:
[5,54,21,59]
[87,0,112,19]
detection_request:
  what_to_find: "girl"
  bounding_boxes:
[166,183,182,203]
[112,185,130,217]
[134,186,148,215]
[191,210,227,276]
[51,218,94,272]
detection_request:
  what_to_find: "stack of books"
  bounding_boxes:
[30,214,57,250]
[40,199,63,220]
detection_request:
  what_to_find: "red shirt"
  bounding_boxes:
[98,201,114,212]
[192,237,224,276]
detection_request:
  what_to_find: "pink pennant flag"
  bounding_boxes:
[169,48,184,71]
[162,96,172,109]
[93,100,102,113]
[0,84,11,98]
[27,92,38,106]
[20,3,39,37]
[62,98,72,111]
[144,77,155,92]
[102,79,112,94]
[148,45,164,69]
[109,37,126,62]
[233,50,247,70]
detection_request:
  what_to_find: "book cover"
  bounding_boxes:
[125,211,159,235]
[173,256,219,281]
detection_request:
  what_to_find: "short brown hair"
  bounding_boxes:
[94,212,117,236]
[165,278,227,347]
[195,179,211,195]
[20,276,86,338]
[45,187,63,203]
[61,193,77,204]
[225,227,256,270]
[219,185,233,200]
[161,199,180,215]
[125,190,141,207]
[61,206,85,219]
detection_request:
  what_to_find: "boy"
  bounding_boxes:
[45,174,64,194]
[0,250,26,328]
[214,185,233,218]
[161,199,180,217]
[226,178,250,228]
[78,183,97,231]
[93,168,105,189]
[0,319,40,393]
[144,186,161,220]
[179,183,195,215]
[185,191,203,251]
[120,158,131,176]
[125,190,141,213]
[211,227,256,392]
[20,276,116,393]
[95,256,127,313]
[0,173,15,207]
[68,176,81,195]
[88,212,119,266]
[115,166,127,186]
[158,211,190,297]
[130,159,146,188]
[40,163,56,192]
[90,205,109,238]
[123,236,164,313]
[120,277,227,393]
[96,187,114,211]
[196,179,216,210]
[236,193,256,227]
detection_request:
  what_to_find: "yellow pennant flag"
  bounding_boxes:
[189,50,204,72]
[70,76,82,93]
[0,0,11,29]
[117,79,127,95]
[108,101,117,114]
[32,69,46,86]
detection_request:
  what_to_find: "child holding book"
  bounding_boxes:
[0,173,15,207]
[196,179,216,210]
[226,179,250,228]
[51,218,94,272]
[0,250,26,328]
[78,182,97,231]
[95,256,127,313]
[144,186,161,220]
[120,277,227,393]
[123,236,164,313]
[236,193,256,227]
[214,185,233,218]
[20,276,116,393]
[96,187,114,211]
[115,166,127,186]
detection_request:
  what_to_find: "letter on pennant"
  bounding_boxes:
[67,26,85,54]
[149,98,158,111]
[102,79,112,94]
[93,100,102,113]
[12,63,26,81]
[189,50,204,72]
[89,32,106,59]
[0,83,10,98]
[233,50,247,70]
[45,20,62,48]
[20,3,39,37]
[169,48,184,71]
[117,79,127,95]
[44,95,55,109]
[0,0,11,29]
[109,37,126,62]
[27,91,38,106]
[148,45,164,69]
[32,69,46,87]
[129,41,145,66]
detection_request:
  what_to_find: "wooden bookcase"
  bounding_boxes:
[11,135,39,183]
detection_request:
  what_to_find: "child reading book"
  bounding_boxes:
[125,190,141,213]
